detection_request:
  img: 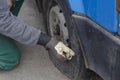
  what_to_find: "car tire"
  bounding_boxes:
[35,0,43,12]
[42,0,104,80]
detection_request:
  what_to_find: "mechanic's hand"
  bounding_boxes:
[46,38,75,62]
[7,0,13,8]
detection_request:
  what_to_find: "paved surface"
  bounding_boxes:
[0,0,69,80]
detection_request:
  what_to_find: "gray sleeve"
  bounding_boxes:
[0,0,41,45]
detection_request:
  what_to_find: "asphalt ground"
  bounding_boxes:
[0,0,70,80]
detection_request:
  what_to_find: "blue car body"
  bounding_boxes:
[67,0,120,80]
[68,0,118,33]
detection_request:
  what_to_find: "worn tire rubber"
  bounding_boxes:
[35,0,43,12]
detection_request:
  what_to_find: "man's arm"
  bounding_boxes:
[0,0,41,45]
[0,0,75,61]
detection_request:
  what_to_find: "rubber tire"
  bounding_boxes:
[42,0,104,80]
[35,0,43,12]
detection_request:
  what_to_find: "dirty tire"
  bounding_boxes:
[35,0,43,12]
[43,0,104,80]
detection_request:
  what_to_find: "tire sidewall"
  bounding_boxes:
[44,0,86,80]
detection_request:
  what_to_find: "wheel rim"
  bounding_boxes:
[49,5,69,45]
[48,4,81,79]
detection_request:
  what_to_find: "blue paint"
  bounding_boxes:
[68,0,117,33]
[68,0,85,14]
[118,15,120,34]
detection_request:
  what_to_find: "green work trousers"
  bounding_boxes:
[0,0,24,70]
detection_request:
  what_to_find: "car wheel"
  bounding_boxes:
[43,0,104,80]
